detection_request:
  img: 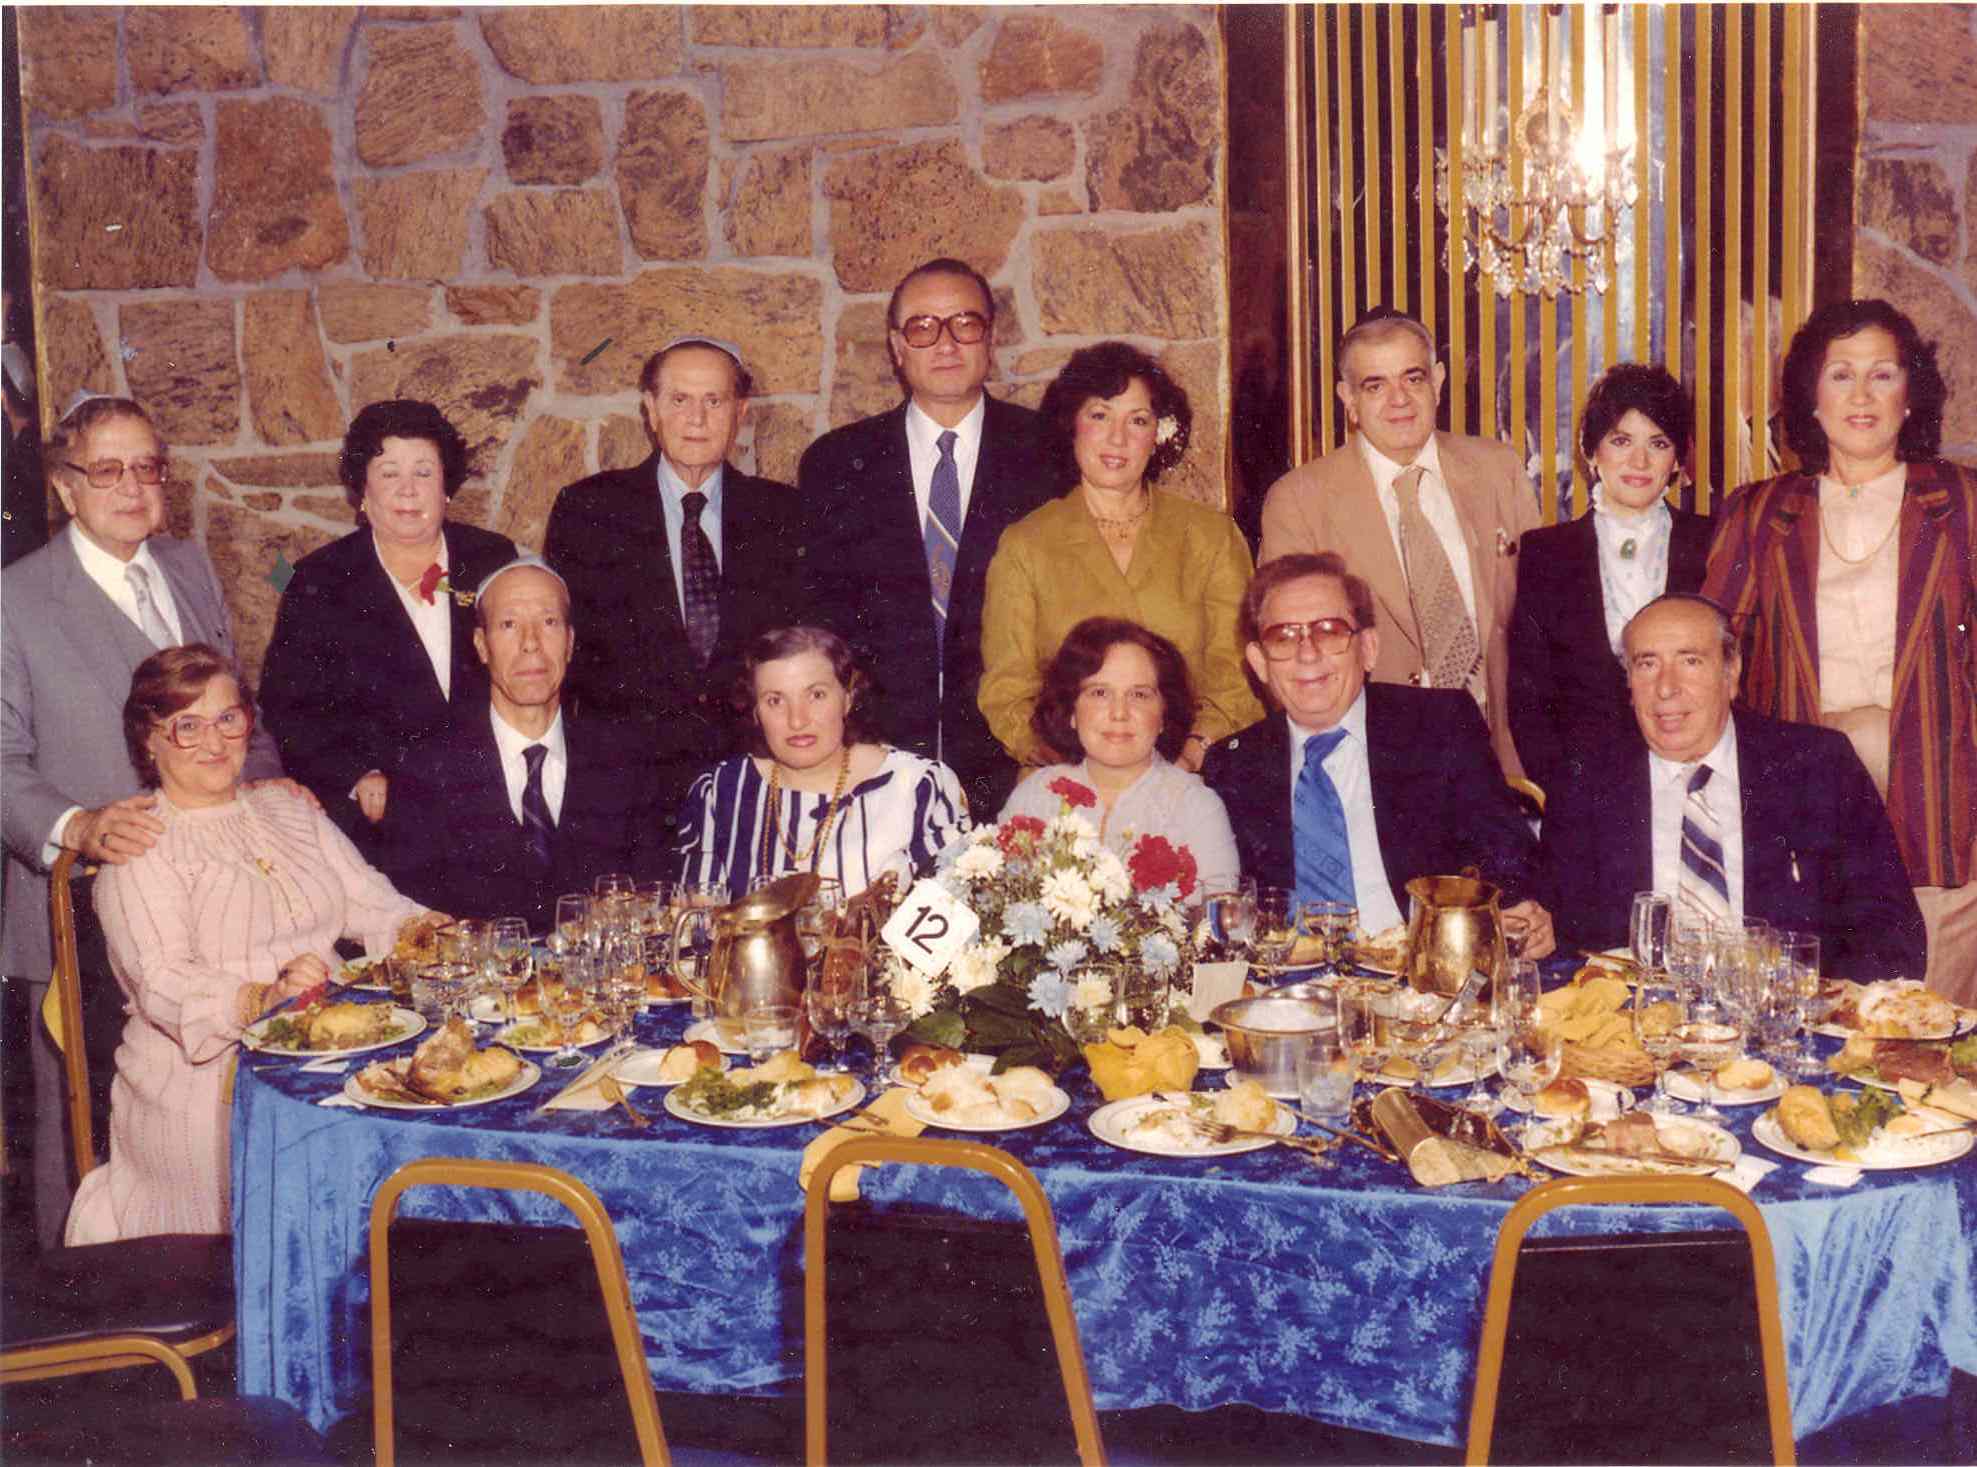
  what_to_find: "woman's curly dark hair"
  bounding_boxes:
[1578,362,1693,472]
[731,625,876,759]
[1778,298,1945,472]
[338,399,472,511]
[1037,342,1193,492]
[1031,617,1195,765]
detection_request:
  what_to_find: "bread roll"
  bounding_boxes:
[898,1044,966,1086]
[1533,1076,1591,1118]
[1212,1080,1277,1132]
[656,1041,721,1083]
[755,1052,815,1084]
[1713,1058,1774,1091]
[1776,1085,1839,1151]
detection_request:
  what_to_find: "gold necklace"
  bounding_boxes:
[758,746,853,875]
[1084,486,1150,532]
[1817,487,1902,567]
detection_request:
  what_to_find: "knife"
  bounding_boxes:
[527,1039,637,1120]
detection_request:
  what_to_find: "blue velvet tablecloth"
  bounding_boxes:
[232,1002,1977,1444]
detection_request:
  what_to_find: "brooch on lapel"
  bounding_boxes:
[1496,528,1518,558]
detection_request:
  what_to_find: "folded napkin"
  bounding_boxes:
[1720,1156,1778,1195]
[534,1043,636,1114]
[316,1093,362,1109]
[798,1088,925,1201]
[1804,1164,1862,1188]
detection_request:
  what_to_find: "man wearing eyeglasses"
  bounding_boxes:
[1201,552,1554,955]
[544,337,802,817]
[797,257,1054,818]
[1258,308,1540,784]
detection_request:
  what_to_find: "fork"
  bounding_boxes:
[599,1075,652,1129]
[1188,1116,1336,1163]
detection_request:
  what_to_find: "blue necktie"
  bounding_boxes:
[1294,728,1354,908]
[924,430,961,641]
[1677,764,1731,924]
[520,744,554,870]
[679,489,719,666]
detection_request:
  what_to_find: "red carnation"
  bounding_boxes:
[415,562,444,604]
[1127,835,1199,901]
[1048,777,1097,810]
[996,815,1047,855]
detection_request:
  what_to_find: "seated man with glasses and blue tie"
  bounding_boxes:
[382,557,664,934]
[1538,593,1924,977]
[1201,552,1555,956]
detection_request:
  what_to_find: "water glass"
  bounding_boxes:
[1780,931,1823,1078]
[743,1003,800,1065]
[1203,881,1258,959]
[1629,891,1671,978]
[1338,979,1394,1090]
[484,917,533,1024]
[552,894,593,956]
[1666,909,1711,1008]
[1634,977,1688,1116]
[1296,1030,1355,1119]
[1298,900,1359,979]
[546,951,597,1068]
[805,984,853,1072]
[1063,962,1122,1046]
[850,992,910,1087]
[1498,1014,1563,1147]
[1251,887,1298,968]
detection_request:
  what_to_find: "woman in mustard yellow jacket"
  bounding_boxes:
[979,342,1262,772]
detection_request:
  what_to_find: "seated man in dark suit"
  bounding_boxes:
[1202,552,1555,954]
[1539,593,1925,978]
[382,557,660,933]
[545,336,802,820]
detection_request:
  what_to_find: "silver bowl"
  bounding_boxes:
[1210,995,1336,1099]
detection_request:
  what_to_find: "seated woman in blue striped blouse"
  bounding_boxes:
[675,625,969,900]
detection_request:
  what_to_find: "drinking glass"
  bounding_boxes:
[1634,977,1688,1115]
[1629,891,1671,979]
[484,917,533,1025]
[1453,983,1505,1116]
[552,894,594,957]
[593,872,635,900]
[1338,980,1395,1093]
[1298,900,1359,980]
[1673,967,1742,1126]
[804,983,853,1072]
[1117,967,1171,1032]
[1297,1029,1355,1119]
[1666,909,1711,1009]
[596,930,645,1041]
[743,1002,800,1065]
[1780,931,1823,1079]
[546,951,596,1068]
[1251,887,1298,969]
[850,992,910,1087]
[1203,881,1257,960]
[674,882,726,1022]
[1063,963,1122,1046]
[1498,1014,1563,1148]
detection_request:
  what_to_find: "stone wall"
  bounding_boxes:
[16,4,1227,677]
[1854,4,1977,461]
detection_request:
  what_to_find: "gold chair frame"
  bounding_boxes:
[367,1157,670,1467]
[1465,1174,1794,1466]
[0,1332,200,1397]
[802,1134,1105,1466]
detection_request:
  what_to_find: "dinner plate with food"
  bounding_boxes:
[348,1019,539,1109]
[614,1040,727,1088]
[496,1016,614,1053]
[897,1048,1070,1132]
[665,1052,863,1127]
[1663,1057,1788,1106]
[1498,1075,1638,1120]
[1826,1032,1977,1093]
[1754,1083,1974,1169]
[1367,1051,1499,1089]
[1531,1111,1741,1177]
[1348,923,1410,975]
[1090,1081,1294,1157]
[338,957,395,994]
[641,966,696,1007]
[1814,980,1972,1041]
[245,1001,424,1058]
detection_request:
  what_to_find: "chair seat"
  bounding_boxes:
[3,1235,233,1349]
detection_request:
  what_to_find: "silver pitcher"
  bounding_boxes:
[669,872,819,1044]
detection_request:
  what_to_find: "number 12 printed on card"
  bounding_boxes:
[880,878,982,977]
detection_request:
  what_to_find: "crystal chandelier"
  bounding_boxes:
[1435,7,1639,299]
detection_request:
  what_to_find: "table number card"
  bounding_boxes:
[880,879,981,977]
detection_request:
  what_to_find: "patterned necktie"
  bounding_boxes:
[520,744,554,869]
[1393,464,1484,710]
[924,429,962,641]
[1293,728,1354,908]
[679,490,719,665]
[124,562,174,649]
[1676,764,1731,926]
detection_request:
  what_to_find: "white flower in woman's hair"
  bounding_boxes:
[1155,416,1181,445]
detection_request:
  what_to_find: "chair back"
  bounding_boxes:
[1466,1175,1793,1466]
[367,1157,669,1467]
[46,849,98,1184]
[803,1134,1104,1466]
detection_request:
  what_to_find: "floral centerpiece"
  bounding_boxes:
[897,777,1199,1074]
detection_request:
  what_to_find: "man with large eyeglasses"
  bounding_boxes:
[1202,552,1555,956]
[797,257,1054,818]
[1258,307,1541,785]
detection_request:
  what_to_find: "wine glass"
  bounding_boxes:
[1634,977,1688,1115]
[1063,963,1122,1046]
[1780,931,1823,1079]
[545,950,597,1069]
[553,894,594,957]
[1338,980,1394,1094]
[1203,881,1257,961]
[595,930,645,1041]
[1453,981,1505,1116]
[1674,941,1743,1124]
[1251,887,1298,969]
[1498,1012,1563,1148]
[1629,891,1671,980]
[804,983,853,1072]
[743,1002,800,1065]
[850,992,909,1088]
[484,917,533,1026]
[1298,900,1359,981]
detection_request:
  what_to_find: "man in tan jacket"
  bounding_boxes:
[1259,308,1540,781]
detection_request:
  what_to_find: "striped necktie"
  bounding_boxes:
[924,430,961,640]
[1293,728,1354,908]
[520,744,555,870]
[1393,464,1484,711]
[1676,764,1731,926]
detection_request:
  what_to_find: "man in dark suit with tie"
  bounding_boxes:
[797,257,1055,818]
[545,337,802,819]
[1201,552,1555,954]
[1538,593,1924,978]
[382,558,661,933]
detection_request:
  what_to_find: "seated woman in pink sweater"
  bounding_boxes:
[66,644,436,1244]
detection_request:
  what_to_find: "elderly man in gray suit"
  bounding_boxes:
[1,396,286,1244]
